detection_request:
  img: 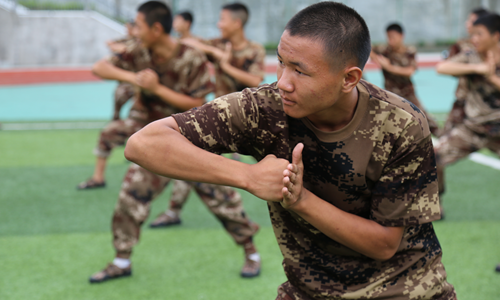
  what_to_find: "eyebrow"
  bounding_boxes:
[276,49,310,73]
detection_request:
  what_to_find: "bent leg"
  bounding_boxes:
[112,163,171,256]
[191,183,259,245]
[113,82,135,120]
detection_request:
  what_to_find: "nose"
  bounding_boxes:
[277,68,294,94]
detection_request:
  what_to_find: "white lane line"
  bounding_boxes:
[468,152,500,170]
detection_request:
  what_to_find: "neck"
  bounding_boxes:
[227,29,247,50]
[391,43,404,53]
[179,30,192,40]
[150,35,178,60]
[307,87,359,132]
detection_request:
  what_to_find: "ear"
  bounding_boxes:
[342,66,362,93]
[494,31,500,42]
[152,22,164,37]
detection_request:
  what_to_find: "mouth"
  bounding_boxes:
[279,91,296,106]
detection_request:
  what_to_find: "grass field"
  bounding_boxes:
[1,69,500,299]
[1,129,499,300]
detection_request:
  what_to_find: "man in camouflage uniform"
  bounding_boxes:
[441,8,489,135]
[436,13,500,273]
[371,23,440,136]
[126,3,456,299]
[87,1,261,283]
[106,20,138,121]
[150,2,266,228]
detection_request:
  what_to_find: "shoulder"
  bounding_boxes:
[372,44,388,54]
[248,40,265,52]
[359,80,430,139]
[219,82,281,108]
[406,45,417,55]
[177,43,208,65]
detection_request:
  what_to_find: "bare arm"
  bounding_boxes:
[219,43,263,87]
[371,53,415,77]
[281,144,404,261]
[125,117,290,201]
[135,69,205,110]
[436,60,486,76]
[220,62,263,87]
[92,59,136,84]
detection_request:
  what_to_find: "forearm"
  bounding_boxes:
[92,59,136,83]
[487,74,500,91]
[125,117,249,189]
[153,85,205,110]
[287,190,403,261]
[221,64,263,87]
[436,61,481,76]
[382,64,415,77]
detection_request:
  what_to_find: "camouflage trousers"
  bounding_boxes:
[435,124,500,194]
[113,82,135,120]
[441,99,465,136]
[93,108,148,158]
[112,163,259,255]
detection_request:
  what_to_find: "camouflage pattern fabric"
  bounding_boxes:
[436,124,500,167]
[94,108,148,158]
[94,41,213,156]
[113,163,259,254]
[445,49,500,137]
[108,40,214,122]
[442,39,476,135]
[173,81,456,299]
[372,44,440,135]
[205,38,266,97]
[103,39,258,254]
[113,82,136,120]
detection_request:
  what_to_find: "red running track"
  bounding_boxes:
[0,61,439,86]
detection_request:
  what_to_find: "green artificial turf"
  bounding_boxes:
[1,129,499,300]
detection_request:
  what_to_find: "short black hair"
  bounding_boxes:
[386,23,403,34]
[137,1,172,34]
[178,11,193,25]
[222,3,249,27]
[471,7,489,18]
[474,13,500,35]
[284,2,371,70]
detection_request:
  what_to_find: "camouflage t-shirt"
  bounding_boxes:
[173,81,456,300]
[205,38,266,97]
[447,38,476,101]
[448,50,500,137]
[108,40,213,121]
[372,45,418,103]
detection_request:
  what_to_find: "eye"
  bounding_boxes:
[278,58,284,66]
[295,69,303,75]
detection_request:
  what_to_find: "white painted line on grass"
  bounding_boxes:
[468,152,500,170]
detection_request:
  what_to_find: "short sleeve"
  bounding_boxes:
[246,44,266,78]
[370,127,441,226]
[177,50,214,99]
[172,91,257,155]
[407,47,418,70]
[173,84,289,160]
[447,50,471,64]
[371,44,385,55]
[106,40,148,72]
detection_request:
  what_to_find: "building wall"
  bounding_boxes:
[0,1,125,67]
[2,0,500,67]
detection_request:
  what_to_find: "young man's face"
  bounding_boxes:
[386,30,403,49]
[471,24,498,53]
[134,12,156,48]
[217,9,240,39]
[173,15,190,34]
[466,13,479,35]
[276,31,345,119]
